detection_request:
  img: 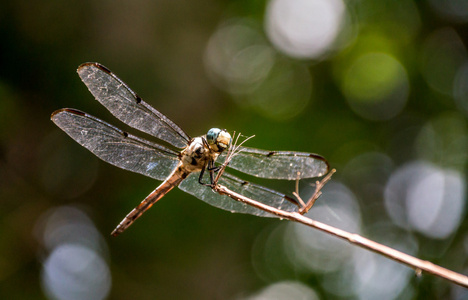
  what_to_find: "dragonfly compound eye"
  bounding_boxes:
[207,128,231,152]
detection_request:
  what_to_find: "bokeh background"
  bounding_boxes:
[2,0,468,299]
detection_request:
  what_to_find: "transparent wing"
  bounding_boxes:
[77,62,190,148]
[219,146,329,180]
[51,108,180,181]
[178,172,300,217]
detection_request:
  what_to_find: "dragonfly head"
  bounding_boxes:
[206,128,231,153]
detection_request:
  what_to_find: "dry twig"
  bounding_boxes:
[212,177,468,288]
[211,137,468,288]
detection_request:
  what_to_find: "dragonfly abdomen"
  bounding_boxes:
[111,163,190,236]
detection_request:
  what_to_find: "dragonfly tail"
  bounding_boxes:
[111,167,187,236]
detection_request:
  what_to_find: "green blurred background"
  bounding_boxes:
[2,0,468,299]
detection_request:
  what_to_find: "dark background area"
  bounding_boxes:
[1,0,468,299]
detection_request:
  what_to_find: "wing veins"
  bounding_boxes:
[222,146,329,180]
[51,108,180,181]
[77,62,191,148]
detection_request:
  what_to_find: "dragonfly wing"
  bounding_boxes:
[220,146,329,180]
[178,171,300,217]
[51,108,180,181]
[77,62,190,148]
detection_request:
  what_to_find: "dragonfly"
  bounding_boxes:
[51,62,329,236]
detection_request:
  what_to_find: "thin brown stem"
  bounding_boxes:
[211,177,468,288]
[296,169,336,214]
[293,172,307,208]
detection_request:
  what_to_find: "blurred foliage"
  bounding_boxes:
[1,0,468,299]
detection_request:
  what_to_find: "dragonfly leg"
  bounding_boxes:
[207,165,221,172]
[198,160,221,187]
[198,164,215,187]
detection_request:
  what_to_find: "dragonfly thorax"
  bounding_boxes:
[179,137,218,173]
[206,128,231,153]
